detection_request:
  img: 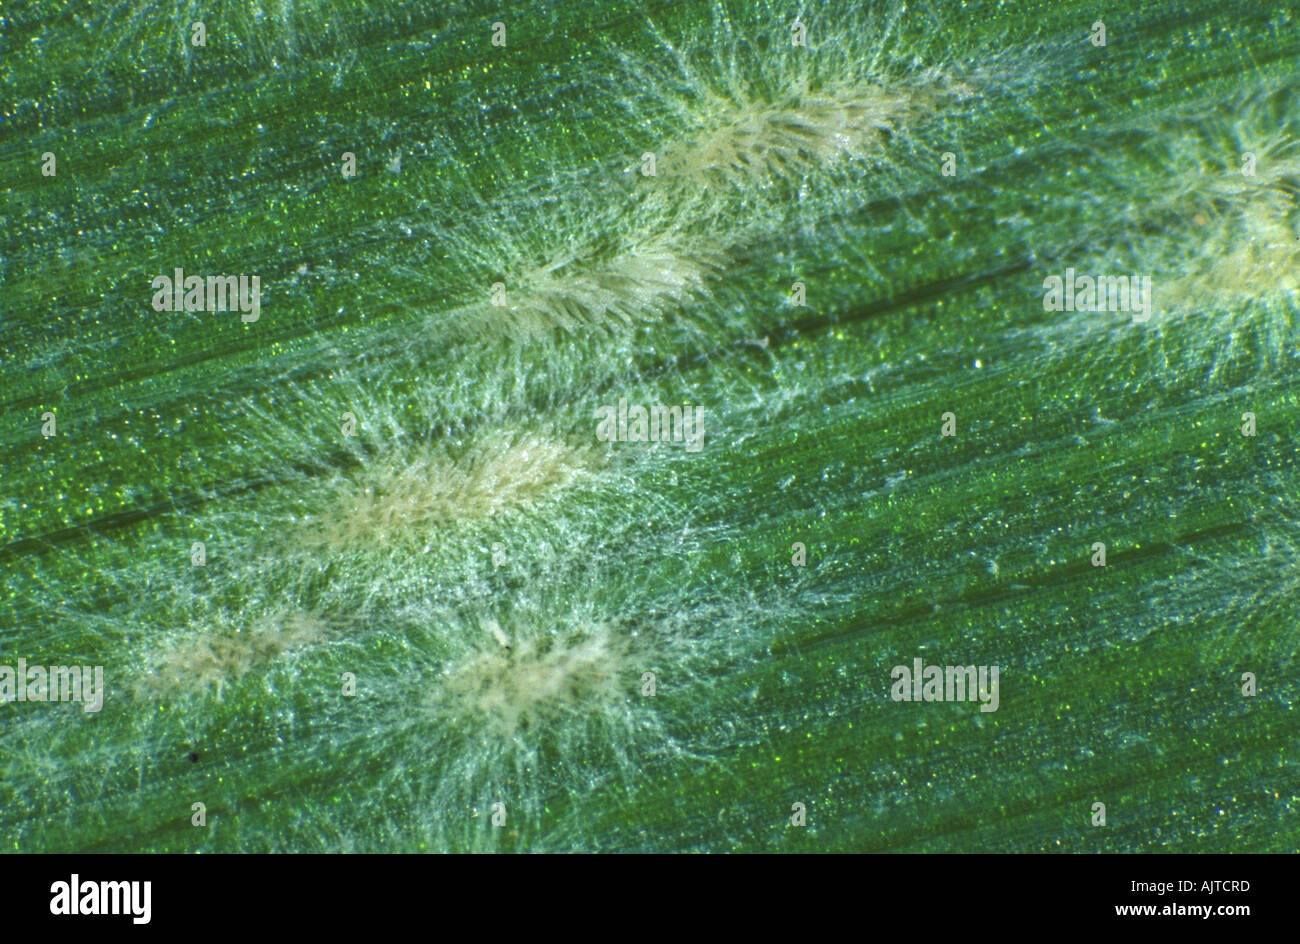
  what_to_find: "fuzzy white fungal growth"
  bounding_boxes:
[136,610,327,698]
[303,430,599,550]
[1158,118,1300,306]
[432,619,635,739]
[348,598,684,850]
[647,74,976,193]
[400,3,1030,347]
[609,3,995,209]
[1036,78,1300,379]
[87,0,365,71]
[458,237,728,340]
[1181,196,1299,316]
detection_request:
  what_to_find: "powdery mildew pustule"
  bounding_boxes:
[432,619,637,739]
[135,610,327,698]
[646,74,977,193]
[1036,81,1300,377]
[302,431,600,550]
[613,4,991,205]
[1157,117,1300,306]
[1183,171,1300,302]
[1132,92,1300,377]
[448,231,729,341]
[376,605,676,845]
